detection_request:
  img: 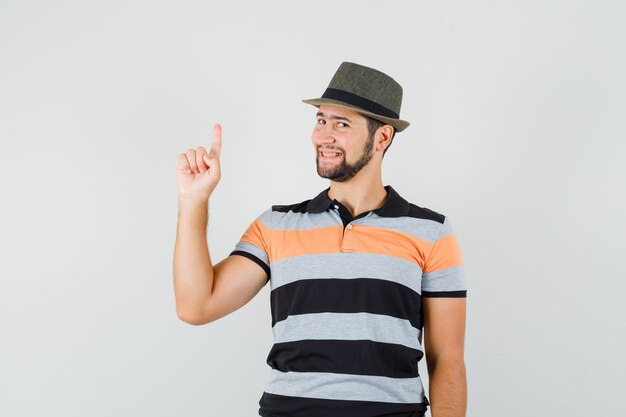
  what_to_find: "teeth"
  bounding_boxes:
[322,152,341,157]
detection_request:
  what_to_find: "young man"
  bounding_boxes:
[173,62,467,417]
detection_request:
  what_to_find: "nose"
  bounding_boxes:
[312,124,336,146]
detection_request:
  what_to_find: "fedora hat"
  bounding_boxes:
[302,61,410,132]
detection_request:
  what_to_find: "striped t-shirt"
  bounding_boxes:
[230,185,466,417]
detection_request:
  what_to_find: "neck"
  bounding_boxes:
[327,174,387,218]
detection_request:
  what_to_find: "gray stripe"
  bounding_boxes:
[270,210,445,245]
[233,241,269,267]
[438,216,455,238]
[270,252,422,293]
[257,207,274,225]
[357,212,443,243]
[422,266,466,292]
[272,312,422,351]
[264,369,426,403]
[271,209,341,230]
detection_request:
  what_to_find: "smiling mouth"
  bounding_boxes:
[320,151,343,159]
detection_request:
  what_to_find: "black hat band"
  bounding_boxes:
[321,88,399,119]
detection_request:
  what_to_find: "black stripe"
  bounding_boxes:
[259,391,428,417]
[422,290,467,298]
[229,250,270,282]
[270,278,423,329]
[266,339,422,378]
[322,88,399,119]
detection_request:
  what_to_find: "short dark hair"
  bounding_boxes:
[364,115,396,157]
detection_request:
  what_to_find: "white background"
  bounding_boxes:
[1,1,625,416]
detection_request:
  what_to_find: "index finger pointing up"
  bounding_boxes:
[209,123,222,159]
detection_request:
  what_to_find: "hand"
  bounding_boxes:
[176,123,222,202]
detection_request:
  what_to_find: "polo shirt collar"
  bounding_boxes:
[306,184,410,217]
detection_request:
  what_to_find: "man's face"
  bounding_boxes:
[312,105,376,182]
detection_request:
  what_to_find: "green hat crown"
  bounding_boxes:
[302,62,410,132]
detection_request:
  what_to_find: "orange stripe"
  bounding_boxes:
[267,225,436,269]
[423,233,464,272]
[267,226,344,262]
[242,222,463,272]
[344,226,433,268]
[240,219,271,255]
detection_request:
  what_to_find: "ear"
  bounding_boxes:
[377,125,394,152]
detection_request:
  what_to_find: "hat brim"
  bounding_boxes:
[302,98,410,132]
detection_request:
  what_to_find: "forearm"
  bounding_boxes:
[427,356,467,417]
[173,196,214,321]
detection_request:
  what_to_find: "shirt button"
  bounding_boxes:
[334,205,339,209]
[347,224,353,229]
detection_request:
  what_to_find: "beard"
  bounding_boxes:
[316,134,375,182]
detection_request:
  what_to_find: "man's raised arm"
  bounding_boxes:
[172,124,267,325]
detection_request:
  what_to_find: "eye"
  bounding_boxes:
[337,122,349,128]
[317,119,326,125]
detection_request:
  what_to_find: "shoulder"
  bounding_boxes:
[406,202,446,225]
[399,199,451,243]
[402,199,458,243]
[388,185,446,225]
[254,198,314,229]
[271,199,311,214]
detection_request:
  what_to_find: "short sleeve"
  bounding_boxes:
[421,216,467,297]
[229,208,272,282]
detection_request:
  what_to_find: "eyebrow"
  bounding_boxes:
[316,111,352,123]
